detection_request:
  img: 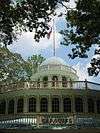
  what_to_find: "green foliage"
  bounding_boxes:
[61,0,100,76]
[27,54,46,75]
[0,47,29,83]
[0,0,100,76]
[0,47,45,83]
[88,48,100,76]
[0,0,58,47]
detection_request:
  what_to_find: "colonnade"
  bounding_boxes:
[0,95,100,115]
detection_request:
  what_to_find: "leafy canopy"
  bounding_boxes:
[61,0,100,76]
[0,0,59,47]
[0,47,28,83]
[0,0,100,76]
[27,54,46,75]
[0,46,45,83]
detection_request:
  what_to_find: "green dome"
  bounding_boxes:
[40,56,66,66]
[31,56,79,81]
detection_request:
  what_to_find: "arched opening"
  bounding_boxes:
[40,98,48,112]
[63,98,71,112]
[52,76,58,87]
[29,97,36,112]
[75,97,83,113]
[43,76,48,87]
[37,78,40,88]
[8,99,14,114]
[88,98,94,113]
[52,98,59,112]
[17,98,24,113]
[96,100,100,114]
[0,100,6,114]
[62,76,67,87]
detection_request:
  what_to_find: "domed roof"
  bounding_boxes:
[40,56,66,66]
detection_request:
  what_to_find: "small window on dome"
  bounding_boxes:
[52,76,58,87]
[43,76,48,87]
[62,76,67,87]
[37,78,40,88]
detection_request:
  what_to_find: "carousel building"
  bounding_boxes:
[0,56,100,129]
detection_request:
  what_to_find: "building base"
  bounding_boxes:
[0,128,100,133]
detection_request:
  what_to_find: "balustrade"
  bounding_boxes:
[0,113,100,129]
[0,81,100,93]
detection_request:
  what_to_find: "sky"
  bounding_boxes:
[8,0,100,83]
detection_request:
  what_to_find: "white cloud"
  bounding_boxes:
[92,54,100,59]
[8,30,63,59]
[73,61,100,83]
[73,62,93,81]
[69,0,76,8]
[8,3,65,59]
[63,0,76,9]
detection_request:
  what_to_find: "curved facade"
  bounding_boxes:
[0,57,100,129]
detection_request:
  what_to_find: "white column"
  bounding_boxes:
[24,97,28,113]
[58,75,62,88]
[48,76,52,88]
[60,96,63,113]
[24,82,30,89]
[67,80,71,89]
[36,96,40,113]
[5,99,8,115]
[39,78,43,89]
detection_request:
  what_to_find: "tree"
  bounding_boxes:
[1,0,100,76]
[60,0,100,76]
[0,0,71,47]
[0,0,58,47]
[0,46,45,83]
[27,54,46,75]
[0,47,29,83]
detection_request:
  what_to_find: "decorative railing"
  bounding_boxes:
[0,81,100,93]
[39,65,77,74]
[0,113,100,129]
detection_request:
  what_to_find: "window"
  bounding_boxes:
[8,99,14,114]
[0,100,6,114]
[62,76,67,87]
[43,76,48,87]
[97,100,100,114]
[63,98,71,112]
[52,98,59,112]
[37,78,40,88]
[88,98,94,113]
[75,97,83,113]
[52,76,58,87]
[70,79,73,88]
[17,98,24,113]
[29,97,36,112]
[40,98,48,112]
